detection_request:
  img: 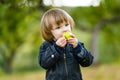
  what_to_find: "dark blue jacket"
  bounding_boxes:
[38,40,93,80]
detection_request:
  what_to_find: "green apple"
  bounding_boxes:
[62,31,72,39]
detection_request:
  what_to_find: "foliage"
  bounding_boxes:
[64,0,120,63]
[0,0,44,73]
[0,0,120,74]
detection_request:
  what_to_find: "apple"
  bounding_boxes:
[62,31,72,39]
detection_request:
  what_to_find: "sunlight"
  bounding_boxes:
[44,0,101,7]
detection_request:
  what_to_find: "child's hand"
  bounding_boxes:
[67,34,78,48]
[56,37,67,48]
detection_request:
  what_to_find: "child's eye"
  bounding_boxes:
[55,27,61,29]
[65,24,69,27]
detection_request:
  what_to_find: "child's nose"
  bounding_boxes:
[62,26,68,32]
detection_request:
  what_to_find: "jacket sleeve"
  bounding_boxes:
[72,42,94,67]
[38,42,62,69]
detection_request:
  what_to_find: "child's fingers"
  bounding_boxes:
[67,38,78,48]
[70,34,76,38]
[56,37,67,47]
[67,38,74,44]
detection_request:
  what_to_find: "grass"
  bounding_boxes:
[82,64,120,80]
[0,64,120,80]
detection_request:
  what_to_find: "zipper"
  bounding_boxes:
[64,51,68,80]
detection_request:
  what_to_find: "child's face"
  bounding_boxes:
[51,22,72,40]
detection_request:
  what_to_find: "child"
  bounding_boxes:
[38,8,94,80]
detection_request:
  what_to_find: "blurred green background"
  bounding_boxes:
[0,0,120,80]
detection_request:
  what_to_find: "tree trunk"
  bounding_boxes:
[4,50,16,74]
[91,16,120,64]
[91,20,105,64]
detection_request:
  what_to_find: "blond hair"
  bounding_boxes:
[40,8,74,41]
